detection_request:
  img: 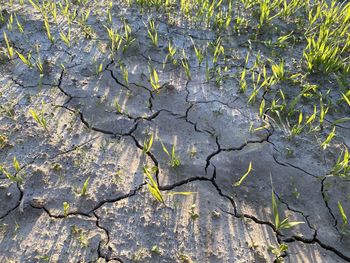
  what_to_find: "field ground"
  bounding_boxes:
[0,1,350,262]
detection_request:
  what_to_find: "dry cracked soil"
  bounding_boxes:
[0,1,350,263]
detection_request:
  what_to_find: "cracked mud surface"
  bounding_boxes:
[1,1,350,262]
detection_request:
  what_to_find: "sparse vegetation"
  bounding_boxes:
[0,0,349,261]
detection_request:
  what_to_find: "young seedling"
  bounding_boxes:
[268,243,288,262]
[259,99,266,117]
[337,200,350,235]
[331,147,349,177]
[79,176,90,196]
[122,20,135,53]
[7,13,13,31]
[143,133,154,154]
[96,62,103,75]
[60,28,71,48]
[321,127,336,150]
[271,60,285,81]
[239,68,247,92]
[105,26,122,54]
[143,166,164,203]
[163,40,177,67]
[0,134,8,149]
[0,156,24,184]
[14,14,24,33]
[44,16,54,43]
[63,202,70,217]
[160,139,181,168]
[213,37,224,63]
[191,38,204,66]
[271,175,303,231]
[29,100,49,133]
[189,204,199,220]
[342,93,350,108]
[50,1,58,23]
[114,99,122,114]
[16,50,33,68]
[234,161,253,187]
[338,201,348,225]
[120,63,129,85]
[181,49,191,79]
[3,31,14,58]
[149,66,161,92]
[35,50,44,76]
[146,19,158,47]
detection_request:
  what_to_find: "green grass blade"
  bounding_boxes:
[234,161,253,187]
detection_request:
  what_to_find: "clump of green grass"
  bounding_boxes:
[303,1,350,74]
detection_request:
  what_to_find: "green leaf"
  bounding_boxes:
[332,117,350,125]
[342,93,350,107]
[16,50,31,66]
[13,157,20,172]
[0,165,22,183]
[143,166,164,203]
[80,176,90,196]
[159,139,170,157]
[338,201,348,225]
[279,219,304,230]
[167,192,197,196]
[234,161,253,187]
[272,189,279,229]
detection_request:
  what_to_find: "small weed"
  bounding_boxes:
[29,100,49,133]
[191,38,204,65]
[151,245,160,254]
[160,139,181,168]
[16,50,33,68]
[271,175,303,231]
[331,147,349,177]
[189,204,199,220]
[0,156,24,184]
[234,161,253,187]
[143,133,154,154]
[164,40,177,66]
[146,19,158,47]
[71,225,89,248]
[79,176,90,196]
[321,127,336,150]
[149,66,161,92]
[60,28,71,48]
[143,166,164,203]
[268,243,288,263]
[0,134,9,149]
[3,31,13,58]
[63,201,70,217]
